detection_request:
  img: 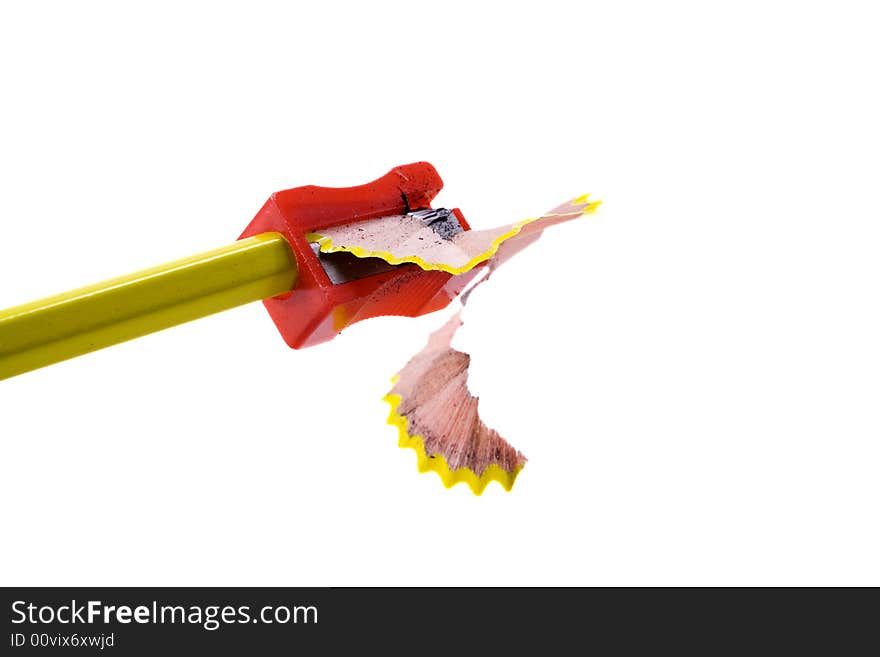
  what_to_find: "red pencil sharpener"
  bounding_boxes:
[239,162,481,348]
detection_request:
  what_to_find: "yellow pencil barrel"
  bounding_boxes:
[0,232,297,381]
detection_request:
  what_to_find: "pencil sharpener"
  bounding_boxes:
[239,162,482,348]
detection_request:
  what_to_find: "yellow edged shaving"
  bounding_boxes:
[306,221,532,275]
[371,196,599,494]
[306,195,601,276]
[383,393,524,495]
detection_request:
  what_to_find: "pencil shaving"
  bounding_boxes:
[383,195,598,493]
[308,196,600,275]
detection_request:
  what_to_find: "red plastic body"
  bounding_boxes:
[239,162,481,348]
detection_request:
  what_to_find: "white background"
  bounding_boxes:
[1,1,878,586]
